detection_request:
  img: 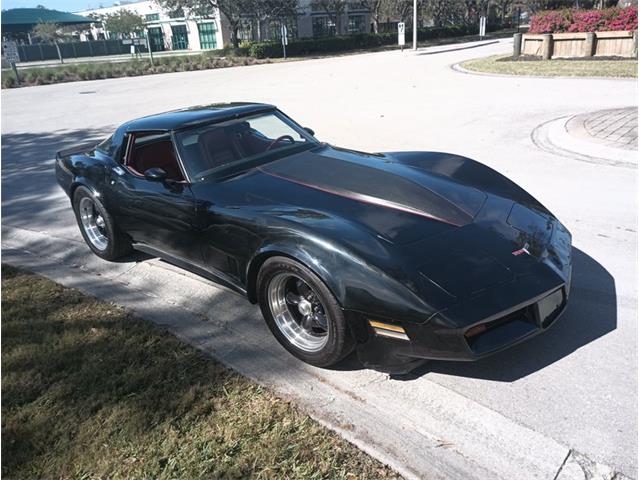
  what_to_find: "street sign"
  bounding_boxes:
[2,41,20,64]
[398,22,406,47]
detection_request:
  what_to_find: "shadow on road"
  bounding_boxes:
[2,128,113,229]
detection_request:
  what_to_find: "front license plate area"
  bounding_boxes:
[536,288,565,328]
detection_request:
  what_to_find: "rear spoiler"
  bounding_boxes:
[56,141,100,159]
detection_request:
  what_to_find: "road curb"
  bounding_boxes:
[2,224,628,480]
[531,115,637,169]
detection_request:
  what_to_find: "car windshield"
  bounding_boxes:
[174,111,317,181]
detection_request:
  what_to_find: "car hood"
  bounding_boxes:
[256,144,488,243]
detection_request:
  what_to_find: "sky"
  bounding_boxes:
[2,0,116,12]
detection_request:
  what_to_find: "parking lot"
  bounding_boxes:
[2,39,637,478]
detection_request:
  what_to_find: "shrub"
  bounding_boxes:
[246,25,484,59]
[530,6,637,33]
[2,74,16,88]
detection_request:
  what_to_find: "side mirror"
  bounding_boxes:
[144,167,167,182]
[304,127,315,137]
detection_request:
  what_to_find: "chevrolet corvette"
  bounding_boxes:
[55,103,572,374]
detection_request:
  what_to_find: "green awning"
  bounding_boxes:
[1,8,92,32]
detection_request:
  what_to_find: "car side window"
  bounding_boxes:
[125,132,185,182]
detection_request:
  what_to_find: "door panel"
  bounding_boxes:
[108,168,201,265]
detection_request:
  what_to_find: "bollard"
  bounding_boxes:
[541,34,553,60]
[584,32,596,57]
[513,33,522,57]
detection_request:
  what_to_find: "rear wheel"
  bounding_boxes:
[73,186,131,261]
[257,256,353,367]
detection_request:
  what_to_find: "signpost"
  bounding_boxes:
[398,22,405,51]
[479,16,487,38]
[413,0,417,50]
[281,24,288,59]
[123,37,147,58]
[2,41,20,85]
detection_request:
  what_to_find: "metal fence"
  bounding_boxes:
[17,39,149,62]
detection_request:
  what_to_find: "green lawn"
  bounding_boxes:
[1,265,399,479]
[461,54,638,78]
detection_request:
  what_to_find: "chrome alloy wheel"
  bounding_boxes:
[267,273,329,353]
[79,196,108,251]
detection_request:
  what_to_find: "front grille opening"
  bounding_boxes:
[465,304,537,350]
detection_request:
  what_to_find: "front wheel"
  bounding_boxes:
[73,186,131,261]
[257,256,354,367]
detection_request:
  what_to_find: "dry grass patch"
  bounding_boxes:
[1,265,399,480]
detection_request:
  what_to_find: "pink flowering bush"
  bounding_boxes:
[529,7,637,33]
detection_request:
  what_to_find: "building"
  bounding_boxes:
[77,1,224,52]
[237,0,372,43]
[77,0,371,52]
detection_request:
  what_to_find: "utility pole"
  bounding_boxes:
[413,0,418,50]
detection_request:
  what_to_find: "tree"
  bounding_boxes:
[311,0,348,35]
[249,0,298,41]
[423,0,467,26]
[31,21,65,63]
[359,0,384,33]
[102,10,146,38]
[158,0,253,47]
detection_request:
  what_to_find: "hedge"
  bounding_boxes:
[529,6,638,33]
[248,24,494,59]
[2,55,268,88]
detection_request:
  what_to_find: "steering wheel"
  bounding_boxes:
[266,135,295,151]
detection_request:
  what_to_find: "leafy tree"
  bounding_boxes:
[249,0,298,41]
[31,21,66,63]
[101,10,146,38]
[158,0,251,47]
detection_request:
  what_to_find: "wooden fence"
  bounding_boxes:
[514,30,637,59]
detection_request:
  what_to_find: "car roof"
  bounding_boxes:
[121,102,277,132]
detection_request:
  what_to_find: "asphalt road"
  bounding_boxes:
[2,40,637,477]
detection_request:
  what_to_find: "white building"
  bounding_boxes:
[77,0,371,52]
[77,0,224,52]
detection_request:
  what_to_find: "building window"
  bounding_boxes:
[347,15,366,34]
[270,18,298,41]
[145,13,159,22]
[147,26,164,51]
[198,22,217,49]
[171,24,189,49]
[169,7,184,19]
[312,16,336,37]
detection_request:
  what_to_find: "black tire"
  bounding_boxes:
[257,256,354,367]
[72,186,131,261]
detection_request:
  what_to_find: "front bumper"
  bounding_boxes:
[352,274,570,374]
